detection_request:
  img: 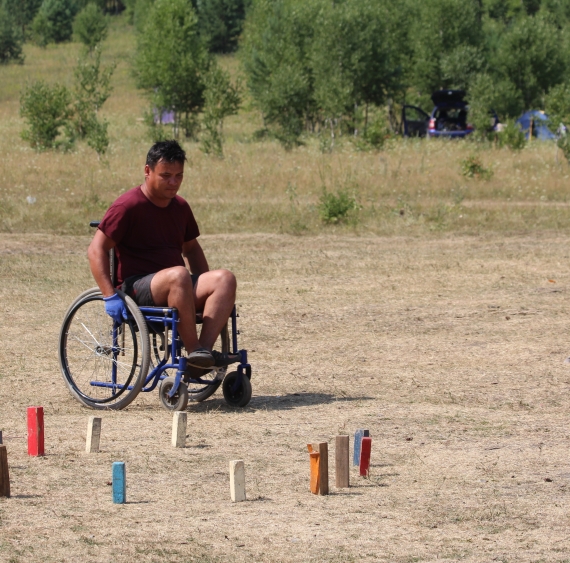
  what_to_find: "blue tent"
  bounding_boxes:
[516,110,557,140]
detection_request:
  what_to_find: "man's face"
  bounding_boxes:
[144,160,184,202]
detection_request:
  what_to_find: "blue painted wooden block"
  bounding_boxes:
[353,429,369,466]
[112,462,126,504]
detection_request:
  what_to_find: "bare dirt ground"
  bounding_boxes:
[1,232,570,562]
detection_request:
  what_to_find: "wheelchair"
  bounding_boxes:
[57,222,252,411]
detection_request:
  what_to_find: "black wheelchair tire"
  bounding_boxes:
[222,371,252,408]
[158,376,189,412]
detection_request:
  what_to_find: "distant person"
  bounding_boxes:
[87,139,240,371]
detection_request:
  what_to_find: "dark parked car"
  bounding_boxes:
[402,90,498,138]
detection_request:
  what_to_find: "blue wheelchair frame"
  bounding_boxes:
[86,220,251,404]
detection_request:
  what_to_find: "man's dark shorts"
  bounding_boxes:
[121,272,200,306]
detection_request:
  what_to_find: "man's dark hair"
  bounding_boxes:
[146,140,187,170]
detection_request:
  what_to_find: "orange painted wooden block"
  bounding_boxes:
[309,451,320,494]
[359,437,372,477]
[27,406,44,457]
[0,445,9,498]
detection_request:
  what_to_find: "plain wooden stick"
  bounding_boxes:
[0,445,9,498]
[171,412,187,448]
[335,435,350,488]
[86,417,102,453]
[229,460,246,502]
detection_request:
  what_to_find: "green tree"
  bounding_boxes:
[200,65,241,156]
[408,0,483,101]
[31,0,76,45]
[311,0,402,132]
[545,82,570,127]
[73,3,108,51]
[467,72,523,140]
[0,6,25,64]
[20,81,73,150]
[1,0,43,36]
[196,0,249,52]
[134,0,211,138]
[241,0,319,147]
[491,14,565,108]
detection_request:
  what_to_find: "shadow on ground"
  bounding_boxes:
[186,392,375,412]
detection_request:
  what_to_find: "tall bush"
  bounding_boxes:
[20,81,73,150]
[134,0,211,138]
[200,65,241,156]
[71,48,115,155]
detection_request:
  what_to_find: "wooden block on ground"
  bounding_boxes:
[335,435,350,488]
[86,417,102,453]
[229,460,246,502]
[359,437,372,477]
[309,451,320,494]
[353,429,369,466]
[0,445,9,498]
[112,462,126,504]
[312,442,329,495]
[171,412,187,448]
[0,430,3,445]
[27,406,44,457]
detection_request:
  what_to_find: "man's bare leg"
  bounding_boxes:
[149,266,237,352]
[149,266,201,352]
[193,269,237,350]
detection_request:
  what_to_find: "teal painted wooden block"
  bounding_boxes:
[112,462,126,504]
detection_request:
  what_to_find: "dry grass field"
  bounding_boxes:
[2,17,570,238]
[3,13,570,563]
[2,232,570,562]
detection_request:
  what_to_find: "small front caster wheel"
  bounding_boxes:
[159,376,189,411]
[222,371,252,407]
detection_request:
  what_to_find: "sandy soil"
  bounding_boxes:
[1,232,570,562]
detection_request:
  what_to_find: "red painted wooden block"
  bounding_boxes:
[27,406,44,457]
[359,437,372,477]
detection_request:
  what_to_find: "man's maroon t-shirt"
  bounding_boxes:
[98,186,200,286]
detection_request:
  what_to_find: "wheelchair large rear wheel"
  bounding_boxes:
[59,287,150,410]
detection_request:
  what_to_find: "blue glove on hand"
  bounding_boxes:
[103,293,128,324]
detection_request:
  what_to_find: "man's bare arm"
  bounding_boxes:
[87,229,117,297]
[182,239,209,276]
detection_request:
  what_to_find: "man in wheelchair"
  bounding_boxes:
[87,139,240,372]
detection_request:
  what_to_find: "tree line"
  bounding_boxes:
[6,0,570,153]
[0,0,248,61]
